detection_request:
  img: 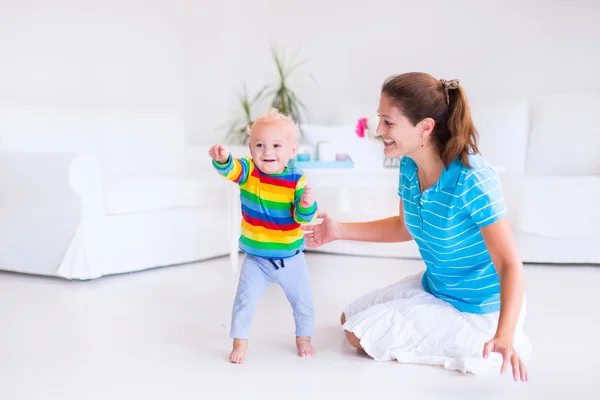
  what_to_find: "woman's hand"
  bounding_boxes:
[301,212,339,248]
[483,335,528,382]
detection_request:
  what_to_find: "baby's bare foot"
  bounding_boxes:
[229,339,248,364]
[296,337,316,357]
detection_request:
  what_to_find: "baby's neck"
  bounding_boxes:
[255,164,287,175]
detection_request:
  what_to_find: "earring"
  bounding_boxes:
[420,135,425,147]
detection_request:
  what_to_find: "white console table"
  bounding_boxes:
[226,164,507,272]
[227,167,400,272]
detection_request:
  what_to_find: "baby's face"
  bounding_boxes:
[248,120,298,174]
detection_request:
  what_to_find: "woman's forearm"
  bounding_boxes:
[337,216,413,243]
[495,262,525,340]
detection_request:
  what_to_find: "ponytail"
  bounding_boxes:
[444,85,479,168]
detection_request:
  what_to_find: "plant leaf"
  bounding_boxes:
[306,72,319,87]
[290,44,303,67]
[253,84,271,103]
[275,53,287,82]
[287,57,313,77]
[288,89,307,109]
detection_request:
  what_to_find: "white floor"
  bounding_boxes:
[0,253,599,400]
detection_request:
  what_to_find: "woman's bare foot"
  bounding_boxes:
[229,339,248,364]
[296,336,316,357]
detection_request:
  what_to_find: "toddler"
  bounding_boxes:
[209,109,318,364]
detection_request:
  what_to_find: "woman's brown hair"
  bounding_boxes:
[381,72,479,168]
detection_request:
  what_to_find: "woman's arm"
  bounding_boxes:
[337,200,413,243]
[480,218,528,381]
[302,200,413,248]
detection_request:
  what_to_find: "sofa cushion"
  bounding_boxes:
[527,95,600,176]
[104,174,226,215]
[518,176,600,238]
[101,110,187,176]
[470,101,530,175]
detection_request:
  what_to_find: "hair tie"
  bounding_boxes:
[440,79,460,90]
[440,79,460,105]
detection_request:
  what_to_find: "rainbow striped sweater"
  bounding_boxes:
[213,156,318,259]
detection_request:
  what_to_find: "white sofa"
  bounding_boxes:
[58,148,230,280]
[0,95,597,280]
[0,107,231,279]
[517,95,600,264]
[299,96,600,265]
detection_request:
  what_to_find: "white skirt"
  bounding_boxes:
[342,273,532,374]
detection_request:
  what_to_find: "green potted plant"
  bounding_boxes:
[225,45,315,144]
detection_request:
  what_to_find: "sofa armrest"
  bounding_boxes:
[69,152,106,218]
[0,151,81,275]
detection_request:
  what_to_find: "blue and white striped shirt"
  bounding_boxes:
[399,154,506,314]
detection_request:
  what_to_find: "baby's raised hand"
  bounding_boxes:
[300,185,315,208]
[208,144,230,164]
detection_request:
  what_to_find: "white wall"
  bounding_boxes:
[1,0,598,149]
[185,0,273,146]
[256,0,600,125]
[0,0,187,111]
[0,0,230,150]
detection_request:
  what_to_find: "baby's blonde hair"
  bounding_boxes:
[248,108,299,139]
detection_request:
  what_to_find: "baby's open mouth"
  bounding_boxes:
[262,159,276,163]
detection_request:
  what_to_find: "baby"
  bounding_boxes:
[209,108,318,364]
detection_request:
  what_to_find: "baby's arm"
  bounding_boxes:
[209,144,251,185]
[293,175,318,224]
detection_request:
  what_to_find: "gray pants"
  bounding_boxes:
[230,252,315,339]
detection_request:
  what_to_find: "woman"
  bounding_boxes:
[302,73,531,381]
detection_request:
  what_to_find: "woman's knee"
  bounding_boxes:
[340,312,363,350]
[345,331,363,350]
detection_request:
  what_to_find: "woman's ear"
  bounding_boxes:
[419,117,436,138]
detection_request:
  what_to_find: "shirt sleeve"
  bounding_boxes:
[460,166,507,227]
[293,174,318,224]
[212,156,252,186]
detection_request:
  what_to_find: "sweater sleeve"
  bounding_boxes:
[212,156,252,186]
[293,174,318,224]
